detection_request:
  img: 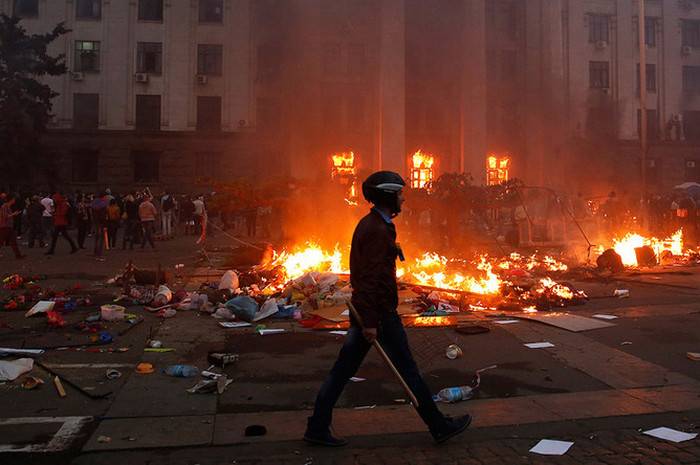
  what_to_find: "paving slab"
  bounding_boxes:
[82,415,214,451]
[623,384,700,412]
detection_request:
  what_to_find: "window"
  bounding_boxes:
[682,20,700,47]
[683,66,700,94]
[137,42,162,74]
[642,17,656,47]
[684,111,700,141]
[199,0,223,23]
[72,149,99,183]
[13,0,38,17]
[195,152,222,179]
[588,14,609,43]
[135,95,161,131]
[138,0,163,22]
[636,63,656,92]
[197,44,223,75]
[589,61,609,88]
[74,41,100,72]
[196,96,222,131]
[76,0,101,19]
[73,93,99,129]
[637,109,658,141]
[132,150,160,183]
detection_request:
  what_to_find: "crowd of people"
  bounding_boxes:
[0,188,274,261]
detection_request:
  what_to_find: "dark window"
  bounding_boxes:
[135,95,161,131]
[138,0,163,21]
[644,17,656,47]
[685,159,699,182]
[137,42,162,74]
[72,149,99,183]
[195,152,222,179]
[322,42,342,76]
[76,0,101,19]
[13,0,38,17]
[636,63,656,92]
[682,20,700,47]
[197,44,223,75]
[196,96,222,131]
[257,43,281,81]
[347,43,366,77]
[74,40,100,72]
[684,111,700,142]
[683,66,700,94]
[73,93,99,129]
[589,61,609,88]
[132,150,160,183]
[588,14,609,43]
[199,0,223,23]
[637,109,658,141]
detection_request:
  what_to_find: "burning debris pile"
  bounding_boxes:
[597,229,699,271]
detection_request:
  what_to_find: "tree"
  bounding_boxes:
[0,14,68,186]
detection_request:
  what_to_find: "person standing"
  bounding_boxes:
[122,193,139,250]
[91,191,109,259]
[160,191,175,239]
[106,198,121,248]
[304,171,471,447]
[40,193,54,240]
[75,193,91,249]
[139,195,157,249]
[12,194,26,240]
[45,193,78,255]
[26,195,46,248]
[193,195,205,236]
[0,194,25,259]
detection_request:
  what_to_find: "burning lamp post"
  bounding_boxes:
[410,150,435,189]
[330,151,358,205]
[486,154,510,186]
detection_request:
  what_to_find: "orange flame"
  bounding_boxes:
[612,229,683,267]
[410,150,435,189]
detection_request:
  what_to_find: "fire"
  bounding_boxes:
[270,242,347,281]
[486,154,510,186]
[497,252,568,272]
[612,229,683,267]
[536,277,574,300]
[410,150,435,189]
[330,151,358,205]
[400,254,503,295]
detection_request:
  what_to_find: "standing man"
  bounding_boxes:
[160,191,175,239]
[26,195,46,248]
[304,171,471,446]
[40,192,54,240]
[193,195,205,236]
[91,191,109,260]
[139,195,157,249]
[0,194,25,259]
[45,193,78,255]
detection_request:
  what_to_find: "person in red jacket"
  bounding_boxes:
[46,193,78,255]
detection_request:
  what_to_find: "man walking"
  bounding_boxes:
[304,171,471,447]
[40,193,54,240]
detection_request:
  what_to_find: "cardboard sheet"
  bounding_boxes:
[514,313,615,332]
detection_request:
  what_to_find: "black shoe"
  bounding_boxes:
[303,429,348,447]
[431,414,472,444]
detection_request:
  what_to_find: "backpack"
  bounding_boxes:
[163,195,174,212]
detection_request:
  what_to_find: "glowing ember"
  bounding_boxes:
[410,150,435,189]
[612,229,683,267]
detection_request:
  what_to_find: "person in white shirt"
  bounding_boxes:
[160,192,175,239]
[40,194,54,239]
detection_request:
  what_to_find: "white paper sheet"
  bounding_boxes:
[524,342,555,349]
[349,377,366,382]
[258,329,286,335]
[341,309,349,316]
[529,439,574,455]
[0,348,45,356]
[592,314,618,320]
[25,301,55,318]
[494,320,519,324]
[329,330,348,336]
[219,322,251,328]
[643,427,698,443]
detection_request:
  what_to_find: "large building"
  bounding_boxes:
[4,0,700,194]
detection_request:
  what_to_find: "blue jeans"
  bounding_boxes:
[309,312,445,432]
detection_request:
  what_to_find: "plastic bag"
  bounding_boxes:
[152,285,173,307]
[0,358,34,381]
[218,270,239,292]
[224,296,259,322]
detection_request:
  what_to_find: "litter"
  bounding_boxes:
[144,348,175,353]
[329,330,348,336]
[354,405,376,410]
[349,377,366,382]
[687,352,700,361]
[219,321,252,329]
[218,270,239,291]
[643,427,698,443]
[529,439,574,455]
[592,314,618,320]
[152,285,173,307]
[100,304,126,321]
[157,308,177,319]
[135,362,155,374]
[21,376,44,390]
[0,358,34,381]
[445,344,463,359]
[613,289,630,298]
[25,301,54,317]
[524,342,555,349]
[253,298,279,322]
[208,353,239,368]
[53,376,67,397]
[225,296,259,322]
[621,341,633,346]
[258,328,286,335]
[148,340,163,348]
[97,436,112,444]
[186,377,233,394]
[213,307,235,320]
[493,319,519,324]
[163,365,199,378]
[0,347,45,356]
[105,369,122,380]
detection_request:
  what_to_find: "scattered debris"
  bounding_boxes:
[0,358,34,381]
[592,314,618,320]
[349,377,366,382]
[97,436,112,444]
[529,439,574,455]
[643,427,698,443]
[25,300,54,317]
[105,369,122,380]
[21,376,44,390]
[445,344,463,360]
[53,376,67,398]
[613,289,630,298]
[524,342,555,349]
[687,352,700,361]
[258,328,285,336]
[219,321,251,329]
[136,363,155,374]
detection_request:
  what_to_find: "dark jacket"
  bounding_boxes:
[350,209,400,328]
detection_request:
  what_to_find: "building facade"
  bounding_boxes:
[4,0,700,194]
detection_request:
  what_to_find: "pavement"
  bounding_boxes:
[1,234,700,464]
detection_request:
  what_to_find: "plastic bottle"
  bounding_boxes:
[163,365,199,378]
[436,386,474,403]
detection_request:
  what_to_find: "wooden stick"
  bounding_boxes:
[346,301,420,408]
[53,376,66,398]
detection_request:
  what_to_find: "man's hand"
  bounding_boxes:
[362,327,377,343]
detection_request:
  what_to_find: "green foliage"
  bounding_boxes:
[0,14,68,182]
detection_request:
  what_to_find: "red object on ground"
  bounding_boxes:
[47,310,66,327]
